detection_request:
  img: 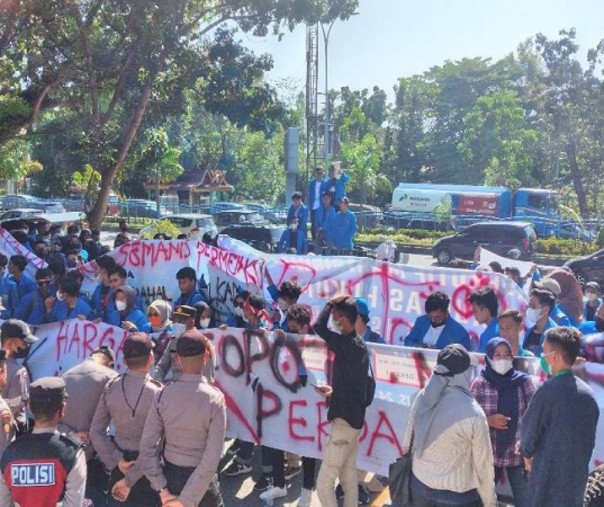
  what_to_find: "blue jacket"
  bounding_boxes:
[550,304,571,327]
[174,290,204,308]
[333,210,357,250]
[0,278,19,319]
[362,327,385,344]
[584,298,602,322]
[321,173,350,206]
[49,298,94,322]
[15,289,52,325]
[286,203,309,254]
[307,177,328,209]
[8,274,36,300]
[107,308,152,333]
[478,318,500,352]
[404,314,472,351]
[314,204,336,242]
[578,320,600,336]
[91,285,113,320]
[523,318,558,355]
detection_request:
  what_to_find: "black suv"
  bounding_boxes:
[564,249,604,286]
[433,221,537,265]
[220,224,285,253]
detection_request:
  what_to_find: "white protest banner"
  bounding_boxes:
[478,247,534,277]
[0,226,47,278]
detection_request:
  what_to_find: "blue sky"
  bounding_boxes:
[242,0,604,100]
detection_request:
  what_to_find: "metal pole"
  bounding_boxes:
[321,21,335,168]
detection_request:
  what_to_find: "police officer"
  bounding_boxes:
[139,332,226,507]
[0,319,35,434]
[0,377,86,506]
[0,350,15,455]
[60,346,117,505]
[154,305,196,382]
[90,333,162,506]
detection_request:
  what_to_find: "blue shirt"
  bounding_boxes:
[321,173,350,206]
[8,274,36,300]
[362,327,385,344]
[550,304,571,327]
[578,320,600,336]
[333,210,357,250]
[314,205,336,240]
[286,203,309,254]
[478,318,500,352]
[0,278,19,319]
[584,298,602,322]
[15,289,52,325]
[404,314,472,351]
[107,308,152,333]
[49,298,94,322]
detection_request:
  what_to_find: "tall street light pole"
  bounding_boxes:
[320,21,336,168]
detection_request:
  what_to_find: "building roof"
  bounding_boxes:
[144,168,233,193]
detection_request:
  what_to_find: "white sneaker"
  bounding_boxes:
[297,488,313,507]
[260,486,287,502]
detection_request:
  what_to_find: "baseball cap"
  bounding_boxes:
[123,333,154,359]
[176,330,208,357]
[173,305,196,320]
[0,319,38,344]
[355,297,370,317]
[585,282,600,292]
[534,278,561,297]
[29,377,67,405]
[436,344,471,376]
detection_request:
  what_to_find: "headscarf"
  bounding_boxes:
[194,301,215,329]
[413,362,481,458]
[148,299,172,331]
[546,268,584,323]
[482,337,530,459]
[115,285,137,316]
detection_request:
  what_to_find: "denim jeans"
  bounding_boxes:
[506,465,530,507]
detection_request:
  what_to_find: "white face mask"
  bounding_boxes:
[587,293,599,302]
[490,357,514,376]
[115,300,127,311]
[289,223,298,231]
[278,298,290,312]
[56,291,65,302]
[234,306,244,318]
[172,322,186,337]
[328,315,343,334]
[525,308,542,327]
[199,318,211,329]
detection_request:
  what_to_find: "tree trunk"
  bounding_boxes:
[566,139,588,218]
[87,83,154,229]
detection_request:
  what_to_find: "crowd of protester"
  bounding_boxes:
[0,212,603,507]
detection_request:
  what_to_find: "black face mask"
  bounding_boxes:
[13,344,30,359]
[596,317,604,333]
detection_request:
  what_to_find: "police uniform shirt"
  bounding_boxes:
[90,370,161,487]
[0,427,86,507]
[139,373,226,505]
[0,396,14,456]
[1,357,28,421]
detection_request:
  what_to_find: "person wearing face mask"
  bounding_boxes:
[403,344,497,507]
[147,299,173,360]
[521,327,599,507]
[404,290,472,350]
[470,338,535,507]
[583,282,602,322]
[469,287,499,353]
[47,274,94,322]
[533,278,571,326]
[90,255,117,321]
[265,269,302,332]
[106,265,144,314]
[194,301,215,330]
[107,286,151,333]
[0,254,19,320]
[15,268,55,325]
[225,291,249,328]
[578,301,604,337]
[0,320,37,435]
[154,305,196,383]
[522,288,558,356]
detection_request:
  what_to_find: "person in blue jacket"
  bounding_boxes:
[578,302,604,337]
[523,288,558,356]
[7,255,36,300]
[534,278,571,327]
[469,287,499,352]
[314,192,336,255]
[15,268,55,325]
[583,282,602,322]
[355,297,385,344]
[174,266,204,307]
[107,285,151,333]
[90,255,116,321]
[404,290,472,350]
[321,163,349,208]
[0,254,19,319]
[332,197,357,254]
[307,166,327,239]
[47,274,94,322]
[284,191,308,254]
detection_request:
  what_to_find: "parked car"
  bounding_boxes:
[214,209,268,231]
[139,213,217,240]
[3,194,65,213]
[0,208,44,223]
[220,224,285,252]
[564,249,604,286]
[432,221,537,265]
[347,203,383,228]
[124,199,168,218]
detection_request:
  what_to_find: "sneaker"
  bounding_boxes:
[358,484,370,505]
[284,465,302,480]
[259,485,287,501]
[297,488,313,507]
[335,483,345,499]
[223,461,252,477]
[225,440,241,456]
[254,473,273,491]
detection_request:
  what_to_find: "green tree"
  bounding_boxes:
[72,165,101,212]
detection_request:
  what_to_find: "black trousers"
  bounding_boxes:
[267,447,316,490]
[106,465,160,507]
[164,461,224,507]
[86,455,110,507]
